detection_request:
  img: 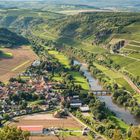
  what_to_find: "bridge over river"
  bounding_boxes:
[73,60,140,125]
[90,90,111,96]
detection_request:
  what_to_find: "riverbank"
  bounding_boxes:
[47,49,131,129]
[73,60,140,125]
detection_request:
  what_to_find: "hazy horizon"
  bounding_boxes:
[0,0,140,11]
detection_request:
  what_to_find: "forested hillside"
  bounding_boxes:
[0,28,28,47]
[47,12,140,45]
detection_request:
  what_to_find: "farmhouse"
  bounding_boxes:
[70,95,82,108]
[80,105,90,112]
[32,60,41,67]
[70,100,82,108]
[82,127,90,136]
[18,125,44,135]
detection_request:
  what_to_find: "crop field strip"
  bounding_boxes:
[93,63,135,92]
[110,54,140,77]
[124,45,140,51]
[0,46,38,83]
[9,113,84,129]
[128,53,140,60]
[11,60,30,72]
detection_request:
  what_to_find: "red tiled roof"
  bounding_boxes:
[18,125,43,132]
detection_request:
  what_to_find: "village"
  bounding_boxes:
[0,57,92,140]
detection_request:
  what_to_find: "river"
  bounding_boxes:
[73,60,140,125]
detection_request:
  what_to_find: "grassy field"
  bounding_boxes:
[130,41,140,46]
[32,24,58,41]
[110,54,140,77]
[93,63,134,92]
[128,53,140,59]
[109,116,129,132]
[124,45,140,51]
[48,50,89,90]
[0,52,13,58]
[48,50,135,92]
[114,22,140,42]
[115,78,134,92]
[29,100,45,106]
[52,73,63,81]
[69,71,89,90]
[48,50,70,68]
[125,61,140,76]
[110,55,134,67]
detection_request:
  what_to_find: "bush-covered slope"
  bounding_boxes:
[48,12,140,45]
[31,12,140,84]
[0,28,29,47]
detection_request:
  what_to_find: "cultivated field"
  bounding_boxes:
[8,113,88,140]
[93,63,135,92]
[0,46,37,83]
[9,113,84,129]
[29,136,88,140]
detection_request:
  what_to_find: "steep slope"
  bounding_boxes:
[0,28,29,47]
[48,12,140,44]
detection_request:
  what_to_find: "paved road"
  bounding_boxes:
[68,112,107,140]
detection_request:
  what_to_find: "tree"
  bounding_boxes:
[3,114,10,121]
[95,125,105,134]
[0,126,30,140]
[129,126,140,140]
[65,74,73,81]
[20,101,28,109]
[112,129,123,140]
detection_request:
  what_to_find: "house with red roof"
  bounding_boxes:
[18,125,44,135]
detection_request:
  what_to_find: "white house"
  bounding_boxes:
[80,106,90,112]
[32,60,41,67]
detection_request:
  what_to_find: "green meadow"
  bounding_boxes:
[48,50,89,90]
[93,63,134,92]
[48,50,70,68]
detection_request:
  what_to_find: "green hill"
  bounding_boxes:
[41,12,140,72]
[28,11,140,90]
